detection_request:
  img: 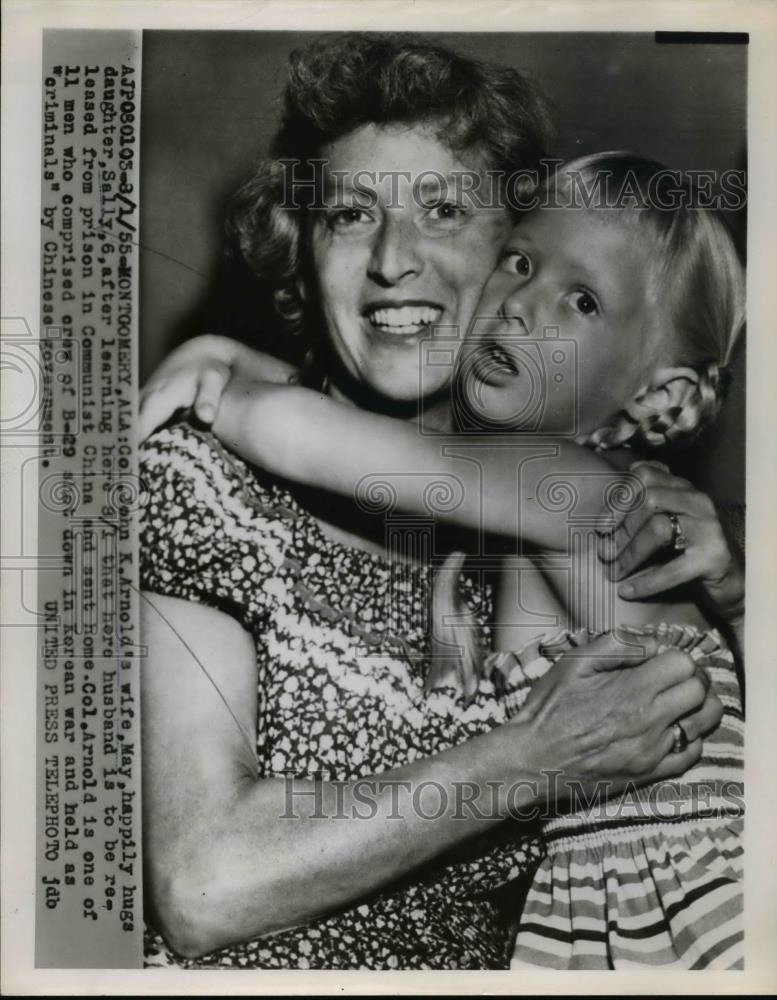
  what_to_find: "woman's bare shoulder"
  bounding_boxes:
[140,419,302,519]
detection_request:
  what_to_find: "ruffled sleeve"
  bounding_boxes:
[138,421,297,636]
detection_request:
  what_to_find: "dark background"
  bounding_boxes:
[139,31,747,502]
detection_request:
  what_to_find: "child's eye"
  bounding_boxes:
[569,290,599,316]
[500,250,532,277]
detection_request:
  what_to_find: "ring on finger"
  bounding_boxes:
[664,512,688,553]
[671,720,689,754]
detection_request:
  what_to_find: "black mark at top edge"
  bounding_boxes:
[655,31,749,45]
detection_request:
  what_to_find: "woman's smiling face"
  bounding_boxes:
[459,206,664,434]
[308,123,513,408]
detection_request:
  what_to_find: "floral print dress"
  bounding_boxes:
[139,423,544,970]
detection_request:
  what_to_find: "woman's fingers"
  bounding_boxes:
[628,459,672,476]
[646,681,722,782]
[598,484,712,565]
[618,671,718,780]
[194,361,232,424]
[652,671,711,730]
[648,737,703,782]
[628,460,693,491]
[594,460,741,610]
[613,508,737,607]
[516,634,720,794]
[678,686,724,742]
[512,631,658,726]
[602,503,677,575]
[561,630,661,676]
[610,509,721,586]
[598,461,704,548]
[616,548,708,599]
[582,631,695,684]
[590,645,706,753]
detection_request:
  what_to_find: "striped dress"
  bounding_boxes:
[489,623,744,970]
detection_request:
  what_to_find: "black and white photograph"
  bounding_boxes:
[137,27,749,972]
[2,1,777,993]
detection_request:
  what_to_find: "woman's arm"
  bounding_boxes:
[212,380,628,553]
[142,592,529,957]
[142,592,720,958]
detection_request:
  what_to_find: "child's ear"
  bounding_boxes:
[623,366,704,447]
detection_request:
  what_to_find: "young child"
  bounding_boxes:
[141,153,745,969]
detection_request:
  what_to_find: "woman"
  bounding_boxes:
[139,34,733,970]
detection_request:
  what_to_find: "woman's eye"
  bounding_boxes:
[327,207,372,229]
[570,291,599,315]
[501,251,532,277]
[427,201,467,222]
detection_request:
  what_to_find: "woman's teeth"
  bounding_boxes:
[367,305,442,334]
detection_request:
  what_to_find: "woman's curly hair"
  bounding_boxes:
[227,33,554,346]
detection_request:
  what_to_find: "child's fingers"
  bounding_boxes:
[138,384,171,441]
[193,361,232,424]
[137,370,198,440]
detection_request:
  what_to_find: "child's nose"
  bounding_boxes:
[501,287,533,334]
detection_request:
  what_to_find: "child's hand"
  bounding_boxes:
[597,460,744,624]
[138,335,299,441]
[139,336,231,439]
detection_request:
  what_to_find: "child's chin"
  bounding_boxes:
[467,381,534,428]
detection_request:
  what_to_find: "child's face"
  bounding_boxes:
[458,207,663,434]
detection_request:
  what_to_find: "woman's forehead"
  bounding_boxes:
[319,121,489,182]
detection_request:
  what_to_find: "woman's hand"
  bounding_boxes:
[597,460,744,624]
[138,335,299,441]
[142,598,718,955]
[510,630,722,804]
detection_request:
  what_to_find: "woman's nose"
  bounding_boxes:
[367,215,423,286]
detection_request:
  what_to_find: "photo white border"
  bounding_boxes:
[2,0,776,994]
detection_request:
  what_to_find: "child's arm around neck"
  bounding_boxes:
[211,378,637,555]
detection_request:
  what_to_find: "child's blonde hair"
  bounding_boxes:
[429,151,746,700]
